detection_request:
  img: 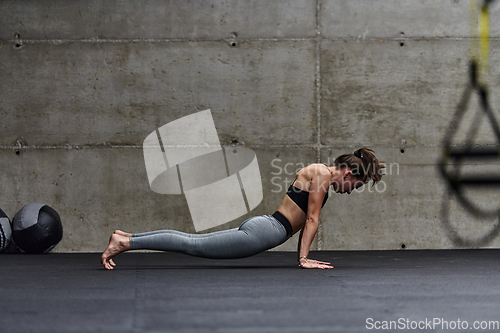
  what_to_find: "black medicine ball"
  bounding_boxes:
[12,203,63,254]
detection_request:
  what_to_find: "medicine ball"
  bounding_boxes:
[12,203,63,254]
[0,208,12,252]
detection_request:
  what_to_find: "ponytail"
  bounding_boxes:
[334,147,385,185]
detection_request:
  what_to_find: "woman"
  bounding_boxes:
[101,147,384,270]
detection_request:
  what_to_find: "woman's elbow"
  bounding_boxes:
[305,217,318,225]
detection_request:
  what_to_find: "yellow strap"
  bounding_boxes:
[479,2,489,82]
[469,0,490,87]
[469,0,479,65]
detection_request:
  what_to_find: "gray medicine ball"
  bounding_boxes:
[0,208,12,252]
[12,203,63,254]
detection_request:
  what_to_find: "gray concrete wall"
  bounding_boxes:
[1,0,499,252]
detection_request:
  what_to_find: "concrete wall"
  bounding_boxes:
[1,0,500,252]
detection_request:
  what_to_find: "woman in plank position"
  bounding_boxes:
[101,147,384,270]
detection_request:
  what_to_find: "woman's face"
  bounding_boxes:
[335,171,366,194]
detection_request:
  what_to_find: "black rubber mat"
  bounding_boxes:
[1,250,499,332]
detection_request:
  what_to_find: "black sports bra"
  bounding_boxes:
[286,174,329,215]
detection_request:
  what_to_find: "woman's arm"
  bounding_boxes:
[298,166,333,269]
[298,217,319,266]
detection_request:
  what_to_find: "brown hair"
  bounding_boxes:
[334,147,385,185]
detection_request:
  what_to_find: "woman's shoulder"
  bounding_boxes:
[301,163,330,176]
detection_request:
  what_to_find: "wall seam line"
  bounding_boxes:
[316,0,324,251]
[1,143,492,150]
[4,37,495,44]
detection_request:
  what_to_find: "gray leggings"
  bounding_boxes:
[129,215,290,259]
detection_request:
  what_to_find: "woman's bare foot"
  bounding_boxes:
[101,234,131,270]
[114,230,133,237]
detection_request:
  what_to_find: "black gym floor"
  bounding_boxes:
[1,250,499,333]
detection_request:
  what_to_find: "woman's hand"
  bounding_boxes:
[299,258,334,269]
